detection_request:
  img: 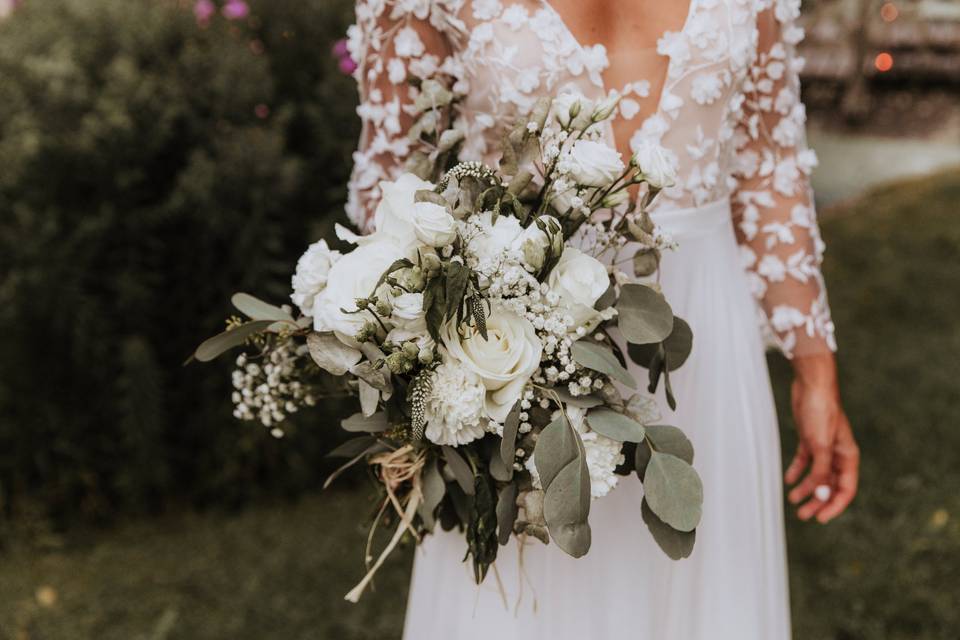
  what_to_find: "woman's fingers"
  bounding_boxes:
[784,442,810,485]
[815,427,860,523]
[788,438,834,507]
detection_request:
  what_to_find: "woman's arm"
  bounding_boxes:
[731,4,859,521]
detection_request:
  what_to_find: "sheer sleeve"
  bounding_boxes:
[730,1,837,358]
[345,1,460,231]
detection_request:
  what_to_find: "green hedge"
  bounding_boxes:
[0,0,359,522]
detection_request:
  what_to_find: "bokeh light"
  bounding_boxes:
[875,52,894,72]
[880,2,899,23]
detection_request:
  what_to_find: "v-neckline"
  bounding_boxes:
[538,0,698,142]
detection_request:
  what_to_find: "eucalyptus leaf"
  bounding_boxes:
[553,389,604,409]
[341,412,389,433]
[646,424,694,464]
[635,439,652,480]
[533,418,576,490]
[570,341,637,389]
[543,464,592,558]
[488,453,513,482]
[500,403,521,467]
[418,458,445,531]
[643,451,703,532]
[594,283,616,311]
[442,446,475,496]
[307,333,362,376]
[194,320,274,362]
[350,361,391,394]
[617,283,674,345]
[358,380,379,417]
[496,482,519,546]
[586,408,646,443]
[326,436,377,459]
[641,498,696,560]
[627,317,693,370]
[231,293,294,323]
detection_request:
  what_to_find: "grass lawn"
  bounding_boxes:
[1,169,958,639]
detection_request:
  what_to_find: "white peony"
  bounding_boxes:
[567,140,625,187]
[440,306,542,423]
[548,247,609,326]
[290,239,341,317]
[423,360,488,446]
[411,201,458,247]
[312,240,406,338]
[631,139,680,189]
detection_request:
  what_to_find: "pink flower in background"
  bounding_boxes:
[332,38,357,75]
[193,0,215,24]
[222,0,249,21]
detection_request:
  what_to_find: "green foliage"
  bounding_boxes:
[0,0,359,521]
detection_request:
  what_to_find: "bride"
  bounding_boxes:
[345,1,860,638]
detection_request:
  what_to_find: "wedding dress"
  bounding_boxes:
[345,1,837,638]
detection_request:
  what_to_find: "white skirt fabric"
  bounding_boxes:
[402,200,791,640]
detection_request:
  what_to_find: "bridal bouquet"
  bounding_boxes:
[193,84,703,601]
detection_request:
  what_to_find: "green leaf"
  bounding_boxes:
[646,425,694,464]
[488,453,513,482]
[231,293,294,323]
[499,403,521,468]
[586,408,646,443]
[641,498,696,560]
[418,458,446,531]
[627,316,693,370]
[373,258,414,293]
[193,320,275,362]
[594,283,616,311]
[306,332,362,376]
[444,261,470,322]
[496,482,519,546]
[442,446,475,496]
[542,460,592,557]
[552,389,604,409]
[533,417,576,489]
[617,283,674,345]
[326,436,378,458]
[341,412,389,433]
[643,451,703,532]
[635,439,652,480]
[570,341,637,389]
[423,277,446,343]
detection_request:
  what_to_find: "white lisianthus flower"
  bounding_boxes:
[423,360,487,446]
[390,292,426,332]
[312,241,406,337]
[515,215,559,272]
[551,91,590,127]
[440,306,542,422]
[567,140,625,187]
[411,201,458,247]
[290,239,341,316]
[591,90,622,121]
[468,214,523,262]
[631,140,680,189]
[548,247,609,326]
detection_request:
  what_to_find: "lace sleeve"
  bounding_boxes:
[345,1,459,231]
[731,2,836,358]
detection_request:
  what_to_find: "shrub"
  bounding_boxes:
[0,0,360,522]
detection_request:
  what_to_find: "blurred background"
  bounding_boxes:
[0,0,957,638]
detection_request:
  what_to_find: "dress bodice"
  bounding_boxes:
[345,0,836,357]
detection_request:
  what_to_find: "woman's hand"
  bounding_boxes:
[784,353,859,523]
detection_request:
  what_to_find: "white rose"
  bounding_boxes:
[552,91,591,128]
[468,214,523,262]
[548,247,609,326]
[290,239,341,317]
[631,140,679,189]
[440,306,543,423]
[390,292,426,332]
[336,173,435,256]
[411,201,457,247]
[567,140,625,188]
[312,240,406,337]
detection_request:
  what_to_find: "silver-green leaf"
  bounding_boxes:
[231,293,294,323]
[194,320,274,362]
[643,451,703,533]
[617,283,674,345]
[570,341,637,389]
[586,408,646,443]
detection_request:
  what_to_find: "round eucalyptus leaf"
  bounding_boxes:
[627,316,693,370]
[534,417,578,490]
[641,498,696,560]
[586,408,646,443]
[570,341,637,389]
[643,451,703,532]
[543,459,592,558]
[646,424,694,465]
[616,283,674,345]
[341,412,389,433]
